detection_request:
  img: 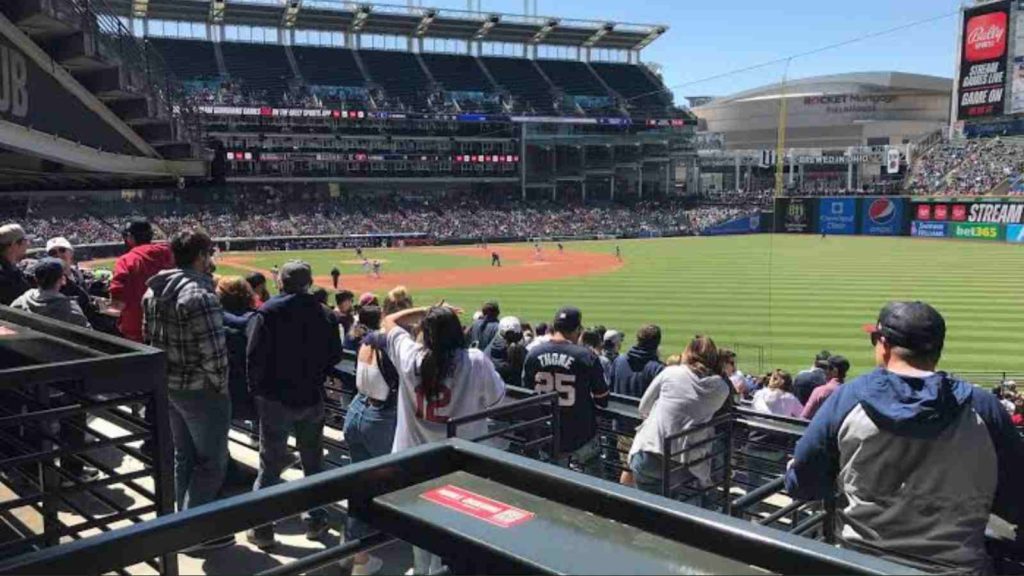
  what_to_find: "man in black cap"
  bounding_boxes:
[786,301,1024,573]
[523,306,609,472]
[245,260,342,550]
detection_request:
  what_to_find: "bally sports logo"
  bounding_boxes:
[965,11,1007,62]
[868,199,897,225]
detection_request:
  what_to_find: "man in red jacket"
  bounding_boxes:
[110,220,173,343]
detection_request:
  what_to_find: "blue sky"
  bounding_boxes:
[426,0,964,103]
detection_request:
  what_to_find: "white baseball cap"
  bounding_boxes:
[499,316,522,336]
[603,330,624,345]
[46,237,73,254]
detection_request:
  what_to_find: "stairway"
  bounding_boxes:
[1,0,198,160]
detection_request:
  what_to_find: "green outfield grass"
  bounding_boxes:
[87,235,1024,378]
[405,235,1024,379]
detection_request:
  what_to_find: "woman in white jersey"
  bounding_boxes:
[381,304,506,575]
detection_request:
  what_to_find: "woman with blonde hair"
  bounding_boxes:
[625,335,731,495]
[383,285,413,315]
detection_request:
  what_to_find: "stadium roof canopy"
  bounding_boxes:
[110,0,668,50]
[704,71,953,106]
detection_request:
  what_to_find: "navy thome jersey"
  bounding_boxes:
[523,340,609,452]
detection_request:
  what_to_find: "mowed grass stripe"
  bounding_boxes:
[411,235,1024,378]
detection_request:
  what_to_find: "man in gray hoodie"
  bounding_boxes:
[11,258,90,328]
[142,229,233,551]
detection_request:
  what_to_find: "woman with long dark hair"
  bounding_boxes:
[381,304,505,574]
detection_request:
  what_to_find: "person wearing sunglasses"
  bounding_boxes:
[785,301,1024,573]
[0,223,31,306]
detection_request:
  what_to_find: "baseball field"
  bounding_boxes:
[184,234,1024,379]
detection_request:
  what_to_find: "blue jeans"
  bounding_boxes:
[342,395,397,541]
[167,388,231,511]
[629,451,700,498]
[253,396,327,524]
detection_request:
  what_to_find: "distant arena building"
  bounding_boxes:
[693,72,952,150]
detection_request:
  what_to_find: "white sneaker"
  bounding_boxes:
[351,555,383,576]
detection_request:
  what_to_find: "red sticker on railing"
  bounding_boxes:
[420,485,535,528]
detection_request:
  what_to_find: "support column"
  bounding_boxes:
[788,154,795,187]
[582,180,588,203]
[552,184,557,202]
[847,156,854,191]
[610,175,616,201]
[734,156,741,191]
[520,124,527,201]
[638,165,643,200]
[664,161,670,196]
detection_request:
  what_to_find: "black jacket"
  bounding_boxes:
[224,310,256,421]
[247,293,343,407]
[468,317,500,351]
[489,337,525,388]
[0,259,30,306]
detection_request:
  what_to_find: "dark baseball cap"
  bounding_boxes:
[863,301,946,354]
[31,257,65,287]
[123,218,152,239]
[280,260,313,294]
[553,306,582,334]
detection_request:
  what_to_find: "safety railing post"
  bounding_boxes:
[823,491,837,545]
[549,394,560,464]
[723,416,734,516]
[661,436,671,498]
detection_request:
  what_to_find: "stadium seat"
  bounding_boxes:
[359,50,432,111]
[480,57,555,115]
[146,37,221,80]
[536,59,609,97]
[292,46,366,88]
[591,62,672,116]
[220,42,295,104]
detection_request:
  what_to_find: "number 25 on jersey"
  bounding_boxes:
[534,373,576,407]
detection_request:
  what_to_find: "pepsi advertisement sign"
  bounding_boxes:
[861,198,905,236]
[818,198,857,235]
[911,221,948,238]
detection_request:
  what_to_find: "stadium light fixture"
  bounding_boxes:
[474,14,501,39]
[283,0,302,28]
[209,0,225,23]
[634,25,666,50]
[352,5,373,32]
[532,18,559,43]
[416,9,438,36]
[132,0,148,18]
[583,23,615,48]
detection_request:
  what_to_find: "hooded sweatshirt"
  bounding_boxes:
[111,243,174,342]
[142,269,228,393]
[223,310,256,421]
[611,345,664,398]
[629,365,730,487]
[11,288,91,328]
[786,368,1024,573]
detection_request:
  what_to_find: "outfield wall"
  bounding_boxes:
[775,196,1024,244]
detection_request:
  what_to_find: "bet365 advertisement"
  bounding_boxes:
[910,199,1024,242]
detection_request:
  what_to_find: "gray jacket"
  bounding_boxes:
[11,289,90,328]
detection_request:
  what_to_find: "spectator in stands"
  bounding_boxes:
[752,370,803,418]
[335,290,356,336]
[246,261,341,550]
[245,272,271,307]
[0,224,31,306]
[527,321,551,350]
[112,219,174,343]
[342,303,401,576]
[216,277,258,425]
[346,306,382,354]
[490,316,527,388]
[383,285,414,315]
[380,304,505,575]
[143,230,232,550]
[46,237,106,332]
[786,301,1024,573]
[627,335,731,494]
[581,328,609,383]
[11,258,90,328]
[800,355,850,420]
[612,325,665,398]
[523,307,609,472]
[1014,400,1024,427]
[793,351,831,405]
[601,330,624,382]
[466,301,501,351]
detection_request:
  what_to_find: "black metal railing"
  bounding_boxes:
[445,391,560,460]
[0,440,918,576]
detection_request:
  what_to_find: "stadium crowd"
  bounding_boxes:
[1,215,1022,574]
[905,136,1024,196]
[16,198,751,247]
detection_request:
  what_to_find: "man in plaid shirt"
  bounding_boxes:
[143,229,234,551]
